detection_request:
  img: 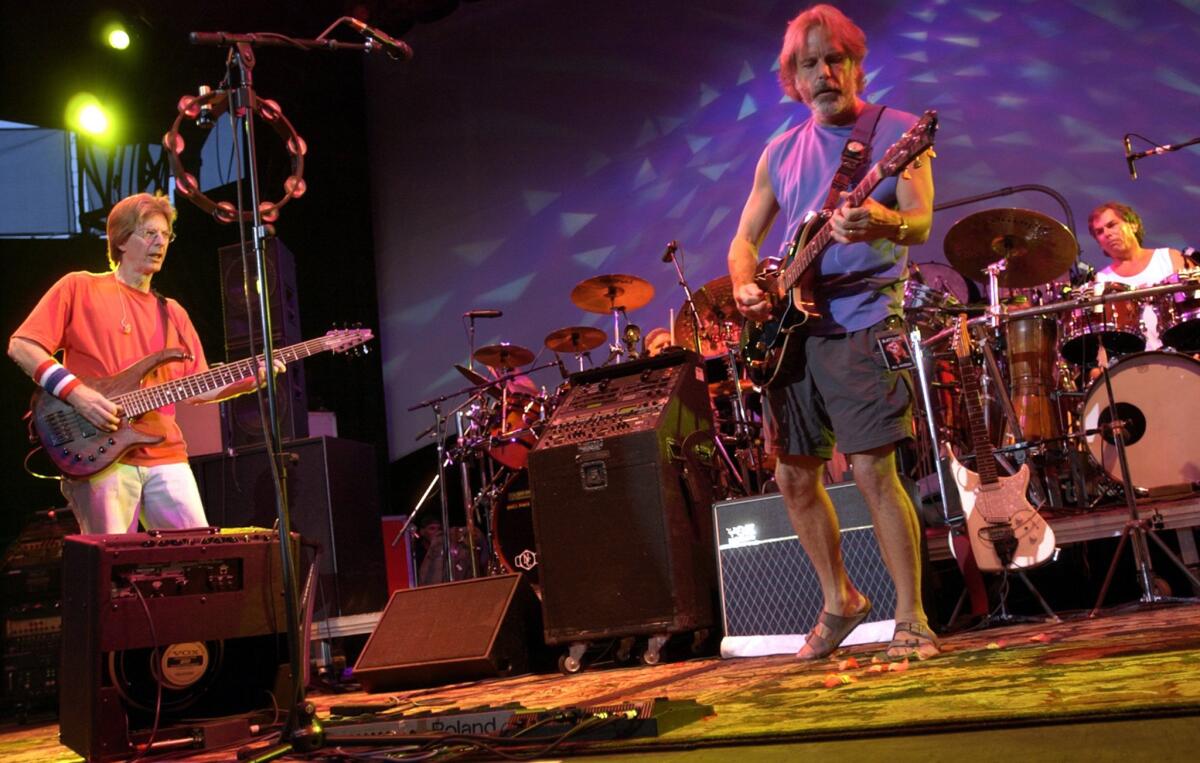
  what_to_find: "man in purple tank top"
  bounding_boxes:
[728,4,938,660]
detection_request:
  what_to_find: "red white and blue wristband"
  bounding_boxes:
[34,359,83,400]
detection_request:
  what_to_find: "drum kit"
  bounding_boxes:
[410,269,769,586]
[912,207,1200,507]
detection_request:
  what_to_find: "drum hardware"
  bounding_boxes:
[409,359,563,582]
[1156,268,1200,353]
[1087,348,1200,615]
[570,274,655,364]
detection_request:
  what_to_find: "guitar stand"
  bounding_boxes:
[1087,359,1200,616]
[955,568,1061,630]
[948,529,1061,629]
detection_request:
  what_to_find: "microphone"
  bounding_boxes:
[464,309,502,319]
[347,17,413,61]
[1124,135,1137,180]
[661,240,679,263]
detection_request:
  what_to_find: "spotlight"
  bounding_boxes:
[65,93,114,139]
[107,28,130,50]
[101,21,130,50]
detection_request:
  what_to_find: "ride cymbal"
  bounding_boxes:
[473,343,534,369]
[944,208,1076,288]
[570,274,655,313]
[544,326,607,353]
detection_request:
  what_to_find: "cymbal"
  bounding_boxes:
[674,275,745,356]
[570,274,655,313]
[454,363,506,400]
[944,208,1077,288]
[544,325,607,354]
[473,343,534,369]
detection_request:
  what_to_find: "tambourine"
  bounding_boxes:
[162,89,306,224]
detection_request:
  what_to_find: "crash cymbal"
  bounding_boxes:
[544,325,607,354]
[455,363,493,388]
[473,343,534,369]
[944,208,1077,288]
[674,275,745,356]
[570,274,655,313]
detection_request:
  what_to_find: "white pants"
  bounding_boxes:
[61,462,209,535]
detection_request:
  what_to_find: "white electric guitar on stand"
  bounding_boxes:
[946,315,1056,573]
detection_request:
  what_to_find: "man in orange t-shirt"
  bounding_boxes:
[8,193,273,534]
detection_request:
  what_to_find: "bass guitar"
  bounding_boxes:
[742,109,938,388]
[28,328,372,479]
[946,315,1055,572]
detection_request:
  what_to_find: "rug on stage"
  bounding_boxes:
[351,603,1200,747]
[2,603,1199,760]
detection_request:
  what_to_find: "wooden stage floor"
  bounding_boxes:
[4,598,1200,761]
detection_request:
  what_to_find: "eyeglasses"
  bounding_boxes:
[134,227,177,243]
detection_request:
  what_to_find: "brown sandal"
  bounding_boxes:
[884,620,941,660]
[796,598,872,661]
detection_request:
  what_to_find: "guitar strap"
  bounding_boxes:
[818,102,886,213]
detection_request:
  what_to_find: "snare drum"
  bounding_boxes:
[1155,274,1200,353]
[1060,282,1145,365]
[1082,351,1200,491]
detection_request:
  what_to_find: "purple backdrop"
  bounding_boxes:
[365,0,1200,460]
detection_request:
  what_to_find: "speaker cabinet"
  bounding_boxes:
[218,238,301,350]
[528,353,717,645]
[190,436,386,622]
[713,479,923,657]
[218,352,309,449]
[353,574,540,692]
[59,530,290,761]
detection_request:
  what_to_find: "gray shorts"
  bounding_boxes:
[763,316,913,459]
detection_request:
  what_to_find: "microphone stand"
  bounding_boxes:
[188,24,408,762]
[663,242,705,357]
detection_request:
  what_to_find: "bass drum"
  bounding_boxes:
[1082,351,1200,491]
[491,470,540,587]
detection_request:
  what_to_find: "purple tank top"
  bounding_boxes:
[766,106,917,334]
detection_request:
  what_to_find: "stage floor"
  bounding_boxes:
[4,599,1200,761]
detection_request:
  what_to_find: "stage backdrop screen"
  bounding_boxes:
[365,0,1200,460]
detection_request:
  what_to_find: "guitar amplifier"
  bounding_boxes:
[59,529,292,761]
[713,479,921,657]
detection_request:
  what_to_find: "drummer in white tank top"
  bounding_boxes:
[1088,202,1188,351]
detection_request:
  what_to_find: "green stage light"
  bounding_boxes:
[65,93,115,139]
[107,27,131,50]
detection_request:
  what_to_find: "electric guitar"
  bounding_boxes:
[946,315,1056,572]
[28,328,372,479]
[742,109,938,388]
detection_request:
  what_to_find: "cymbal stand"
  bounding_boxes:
[1089,358,1200,614]
[720,342,760,492]
[601,291,628,364]
[454,314,491,580]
